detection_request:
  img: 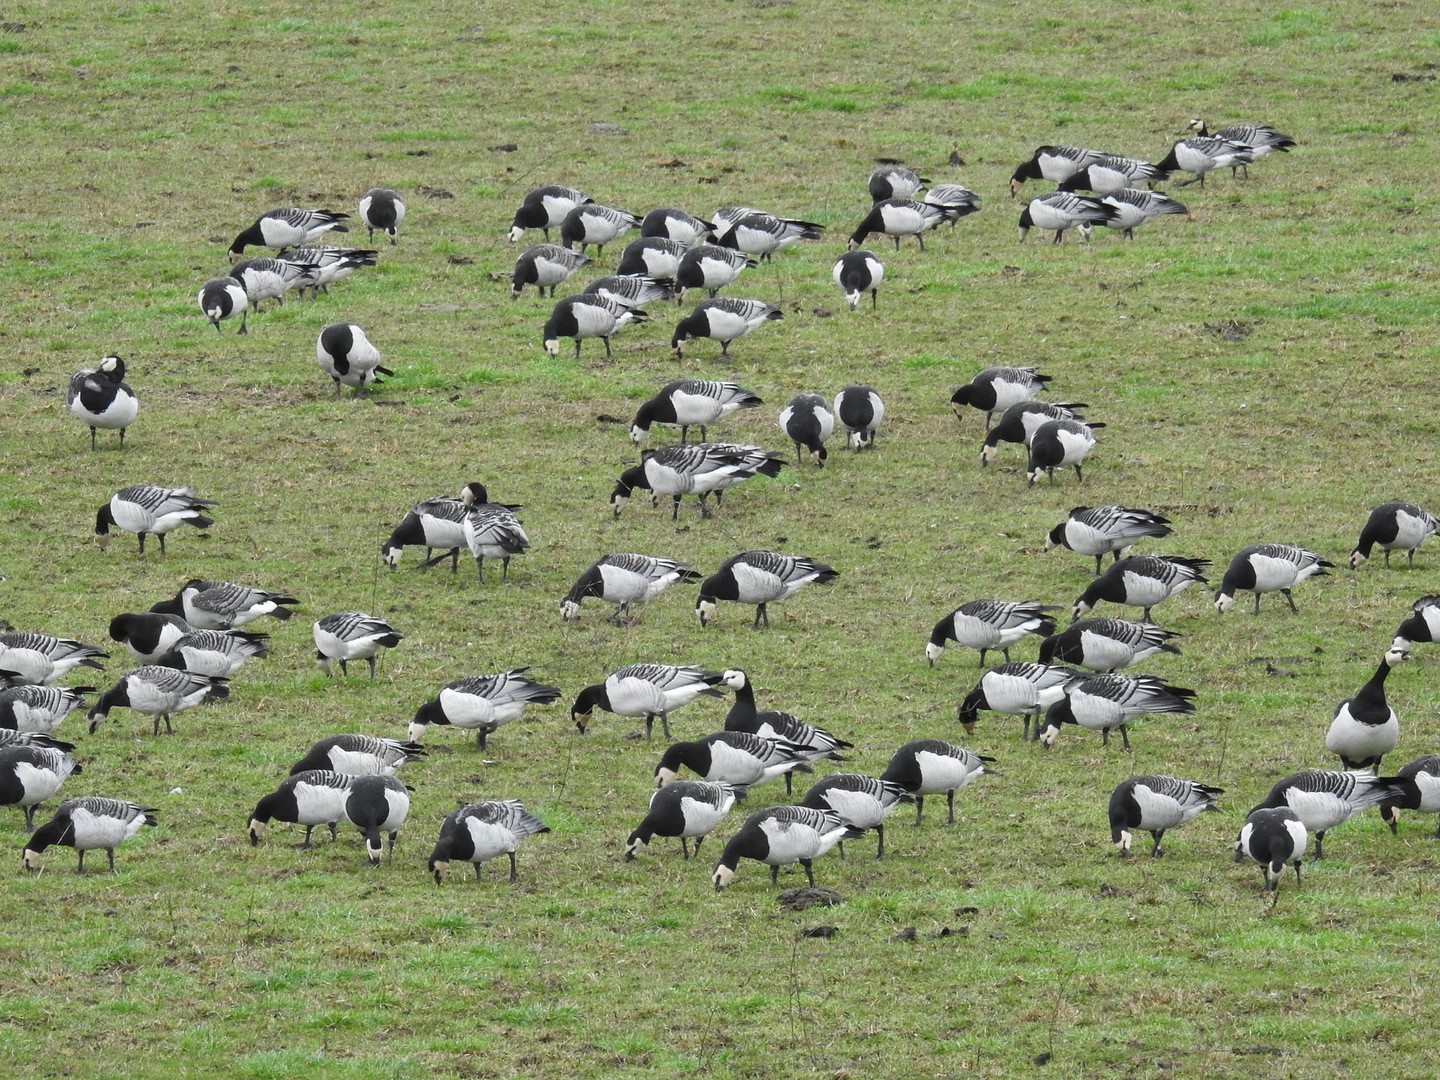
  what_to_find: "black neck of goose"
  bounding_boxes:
[1351,658,1395,716]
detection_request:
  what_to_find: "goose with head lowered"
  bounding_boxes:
[610,443,783,522]
[316,323,392,394]
[23,797,156,874]
[358,187,405,244]
[625,781,743,862]
[1026,419,1103,486]
[248,770,351,849]
[879,739,994,826]
[1391,595,1440,652]
[87,665,228,736]
[1009,145,1107,196]
[1214,543,1333,614]
[511,243,591,299]
[542,294,648,359]
[154,628,269,678]
[312,612,403,679]
[1017,192,1114,243]
[697,551,838,630]
[342,774,410,865]
[198,277,249,333]
[572,663,724,741]
[561,553,700,625]
[67,355,137,450]
[848,198,951,251]
[1350,501,1439,569]
[833,384,885,450]
[107,612,190,665]
[1046,506,1171,575]
[0,685,91,736]
[289,734,427,777]
[721,668,851,793]
[951,366,1051,430]
[559,203,640,256]
[430,800,549,884]
[832,249,884,312]
[778,393,835,467]
[868,165,928,202]
[0,632,107,686]
[616,236,688,286]
[1249,769,1409,860]
[639,206,714,246]
[1379,754,1440,838]
[712,208,824,262]
[507,184,590,244]
[710,805,861,890]
[1156,137,1254,188]
[1187,119,1295,178]
[1038,672,1197,751]
[654,731,812,789]
[674,244,756,300]
[1078,189,1189,241]
[1071,554,1209,622]
[956,661,1079,741]
[1108,775,1222,858]
[411,668,562,750]
[1056,154,1170,195]
[1325,647,1407,772]
[1038,617,1180,674]
[0,744,80,828]
[381,487,482,573]
[926,599,1058,668]
[980,401,1087,466]
[94,484,215,556]
[799,774,911,859]
[671,297,781,358]
[1235,807,1307,893]
[228,207,348,258]
[630,378,763,446]
[151,579,298,630]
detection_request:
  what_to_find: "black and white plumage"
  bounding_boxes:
[639,207,714,247]
[1046,506,1172,575]
[511,243,591,299]
[430,800,549,883]
[1037,618,1181,674]
[460,503,530,582]
[1214,544,1333,614]
[247,770,351,848]
[610,443,783,521]
[654,730,811,789]
[832,250,883,312]
[868,165,928,202]
[711,805,860,890]
[1156,137,1254,187]
[1072,554,1210,622]
[198,277,249,333]
[87,665,228,736]
[1017,192,1115,244]
[343,774,410,864]
[0,685,90,735]
[1187,119,1296,178]
[879,740,994,826]
[0,731,74,752]
[358,187,406,244]
[1008,145,1106,195]
[1392,595,1440,652]
[625,781,741,862]
[674,244,756,299]
[561,554,700,624]
[560,204,639,255]
[697,551,838,629]
[228,207,349,257]
[630,378,762,445]
[317,323,393,393]
[290,734,425,777]
[1108,775,1223,858]
[1350,501,1439,569]
[571,663,725,740]
[156,628,269,678]
[1026,419,1103,486]
[1235,808,1307,892]
[410,669,562,749]
[922,183,982,225]
[721,668,851,793]
[0,632,107,686]
[713,209,824,262]
[1325,648,1407,772]
[507,184,590,243]
[799,774,910,859]
[276,245,378,298]
[951,366,1051,429]
[1058,155,1170,195]
[313,612,403,679]
[23,797,156,873]
[0,744,80,828]
[778,393,835,466]
[94,484,215,556]
[926,600,1058,668]
[1038,673,1197,751]
[542,294,647,358]
[67,355,138,450]
[616,236,688,285]
[381,494,471,572]
[956,661,1079,741]
[1084,189,1190,240]
[833,385,885,450]
[151,579,299,630]
[848,198,951,251]
[1380,754,1440,837]
[980,402,1088,468]
[227,257,319,312]
[671,297,781,357]
[584,274,674,310]
[1250,769,1409,861]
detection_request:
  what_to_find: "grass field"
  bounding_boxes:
[3,2,1440,1077]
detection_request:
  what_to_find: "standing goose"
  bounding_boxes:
[560,204,640,256]
[1057,154,1170,194]
[654,731,811,788]
[198,276,249,333]
[227,257,319,315]
[430,800,549,883]
[584,275,674,310]
[832,250,884,311]
[0,744,80,828]
[507,184,590,243]
[1046,506,1172,575]
[23,797,156,873]
[1350,501,1439,569]
[1187,119,1295,177]
[713,209,824,262]
[87,665,228,735]
[343,774,410,864]
[313,612,402,679]
[561,554,700,624]
[0,685,91,735]
[151,579,298,629]
[0,632,107,686]
[629,378,763,445]
[956,661,1080,741]
[1156,137,1254,187]
[94,484,215,556]
[381,494,471,572]
[459,503,530,582]
[1026,419,1103,486]
[848,198,951,251]
[1235,808,1307,892]
[1086,189,1190,240]
[542,294,647,358]
[316,323,393,394]
[616,236,688,285]
[799,774,911,859]
[277,245,378,299]
[571,663,725,740]
[610,443,783,521]
[1214,543,1333,614]
[1017,192,1114,243]
[1071,554,1210,622]
[925,599,1058,667]
[922,183,982,226]
[674,244,756,299]
[1009,145,1107,195]
[1037,618,1181,673]
[1325,647,1407,771]
[247,770,351,848]
[1379,754,1440,837]
[625,781,742,861]
[639,207,714,246]
[67,355,138,450]
[228,207,348,258]
[696,551,838,630]
[1391,595,1440,652]
[671,297,782,357]
[711,805,861,890]
[879,740,994,826]
[511,243,591,299]
[289,734,427,777]
[951,366,1051,429]
[868,165,928,202]
[721,668,852,793]
[1038,673,1198,751]
[833,385,885,450]
[155,628,269,678]
[410,668,562,749]
[778,393,835,466]
[358,187,405,244]
[1249,769,1409,860]
[1108,775,1223,858]
[980,401,1087,466]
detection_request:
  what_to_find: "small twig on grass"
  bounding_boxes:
[1042,946,1084,1064]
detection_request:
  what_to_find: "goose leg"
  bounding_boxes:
[1149,830,1165,858]
[875,824,885,859]
[681,837,691,861]
[1120,724,1131,752]
[770,865,780,886]
[800,859,815,886]
[1283,589,1298,613]
[508,852,518,882]
[945,790,956,826]
[914,795,924,826]
[367,655,378,679]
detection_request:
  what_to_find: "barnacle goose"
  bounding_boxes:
[228,207,349,258]
[382,493,471,572]
[87,665,228,736]
[313,612,402,678]
[1187,119,1295,178]
[655,731,812,789]
[1350,501,1439,569]
[0,632,107,686]
[799,774,910,859]
[616,236,688,286]
[1071,555,1210,622]
[248,770,350,848]
[1325,647,1407,771]
[198,277,249,333]
[713,209,824,262]
[511,243,591,300]
[951,366,1051,429]
[1037,618,1180,673]
[833,385,885,450]
[832,250,884,312]
[571,663,725,740]
[639,207,714,247]
[778,393,835,466]
[956,661,1079,741]
[674,244,756,299]
[151,580,298,630]
[543,294,648,358]
[697,551,838,629]
[671,297,781,357]
[1214,544,1333,614]
[980,401,1088,466]
[430,800,549,883]
[460,503,530,582]
[0,744,80,828]
[1392,595,1440,652]
[921,183,982,225]
[94,484,215,556]
[868,165,928,202]
[1235,808,1307,892]
[286,734,424,778]
[1009,145,1107,195]
[1156,138,1254,187]
[879,740,994,826]
[626,781,742,861]
[584,275,674,310]
[155,628,269,678]
[23,797,156,873]
[1109,775,1222,858]
[1380,754,1440,837]
[0,685,91,735]
[1018,192,1115,243]
[67,355,138,450]
[1026,419,1103,486]
[721,668,851,793]
[410,668,561,749]
[0,731,74,752]
[228,257,319,314]
[848,199,950,251]
[1038,672,1197,750]
[561,554,700,624]
[1057,155,1170,195]
[358,187,405,244]
[1251,769,1409,860]
[711,805,861,890]
[317,323,393,393]
[276,245,378,299]
[1082,189,1189,240]
[631,379,763,445]
[610,443,783,521]
[1046,506,1172,575]
[560,204,640,256]
[343,774,410,864]
[926,599,1058,668]
[508,184,590,243]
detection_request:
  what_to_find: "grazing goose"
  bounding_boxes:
[290,734,426,777]
[560,204,640,255]
[1017,192,1114,243]
[1071,554,1210,621]
[0,744,80,828]
[848,198,950,251]
[1391,595,1440,652]
[151,580,298,630]
[616,236,688,285]
[1046,505,1172,575]
[381,494,471,572]
[1187,119,1295,177]
[778,393,835,466]
[343,774,410,864]
[87,665,228,735]
[1026,419,1103,486]
[832,249,884,312]
[0,731,74,752]
[1251,769,1409,860]
[980,402,1087,466]
[1326,647,1407,771]
[1038,673,1197,751]
[671,297,781,357]
[198,276,249,332]
[584,275,676,311]
[1379,754,1440,837]
[654,731,811,788]
[1038,618,1180,673]
[507,184,591,243]
[542,294,647,358]
[1009,145,1106,195]
[511,243,591,299]
[571,663,725,740]
[674,244,756,299]
[1214,544,1333,614]
[0,685,91,735]
[317,323,393,393]
[155,628,269,678]
[951,366,1051,429]
[1057,155,1170,194]
[610,443,783,521]
[67,355,138,450]
[0,632,107,686]
[956,661,1080,740]
[276,245,378,299]
[921,183,982,225]
[639,207,714,246]
[713,209,824,262]
[925,600,1058,668]
[625,781,742,861]
[228,257,318,314]
[1083,189,1189,240]
[94,484,215,556]
[410,668,562,749]
[228,207,348,258]
[358,187,405,244]
[711,805,860,890]
[1109,775,1222,858]
[23,797,156,873]
[430,800,549,883]
[630,378,763,445]
[561,554,700,624]
[879,740,994,826]
[1235,808,1307,892]
[800,774,910,859]
[833,385,885,450]
[458,503,529,582]
[697,551,839,630]
[1350,501,1439,569]
[868,165,928,202]
[248,770,350,848]
[721,668,851,793]
[313,612,403,679]
[1156,137,1254,187]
